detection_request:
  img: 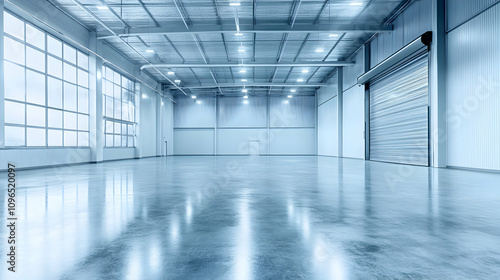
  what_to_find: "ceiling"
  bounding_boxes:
[49,0,408,97]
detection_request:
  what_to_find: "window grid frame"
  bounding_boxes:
[3,10,90,148]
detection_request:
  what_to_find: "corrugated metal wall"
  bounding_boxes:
[446,3,500,170]
[446,0,500,31]
[370,0,432,66]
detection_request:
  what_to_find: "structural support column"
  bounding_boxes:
[364,44,371,160]
[156,92,162,156]
[430,0,447,167]
[0,2,5,148]
[337,68,343,158]
[89,32,103,163]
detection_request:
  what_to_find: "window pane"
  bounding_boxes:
[5,126,25,146]
[105,80,113,96]
[63,112,77,130]
[48,56,62,78]
[4,36,25,65]
[78,132,89,147]
[78,87,89,114]
[105,96,113,117]
[78,69,88,87]
[113,84,121,99]
[47,35,62,57]
[27,105,46,127]
[114,122,121,134]
[63,44,76,64]
[114,135,121,147]
[78,114,88,131]
[27,127,46,146]
[5,101,25,125]
[4,61,26,101]
[122,136,127,147]
[114,99,121,119]
[77,52,88,70]
[128,124,134,135]
[105,68,113,81]
[128,136,134,147]
[26,46,45,73]
[64,131,77,146]
[63,63,76,84]
[4,13,24,41]
[105,121,113,133]
[26,24,45,50]
[48,109,62,128]
[121,123,127,134]
[48,77,63,108]
[64,82,77,111]
[106,135,113,147]
[48,129,62,146]
[26,70,46,105]
[122,102,129,121]
[113,72,121,85]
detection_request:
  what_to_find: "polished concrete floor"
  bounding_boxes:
[1,156,500,279]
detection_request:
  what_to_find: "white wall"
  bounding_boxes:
[317,85,338,157]
[137,85,158,158]
[446,2,500,171]
[173,95,316,155]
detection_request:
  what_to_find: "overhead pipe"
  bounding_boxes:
[357,31,432,85]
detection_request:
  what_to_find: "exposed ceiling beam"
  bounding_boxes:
[167,83,327,89]
[98,23,393,39]
[141,62,354,70]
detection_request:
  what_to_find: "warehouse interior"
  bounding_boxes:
[1,0,499,279]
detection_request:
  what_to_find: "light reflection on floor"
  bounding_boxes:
[0,156,499,279]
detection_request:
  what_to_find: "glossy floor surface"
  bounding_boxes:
[1,156,500,279]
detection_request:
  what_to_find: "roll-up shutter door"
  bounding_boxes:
[369,51,429,166]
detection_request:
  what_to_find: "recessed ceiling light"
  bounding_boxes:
[243,95,248,99]
[167,71,175,75]
[238,48,245,52]
[191,95,196,99]
[350,2,363,6]
[302,69,309,73]
[146,49,155,53]
[97,6,109,10]
[290,89,296,93]
[175,80,181,83]
[329,34,339,37]
[235,33,243,36]
[241,79,247,82]
[315,48,324,52]
[242,89,248,93]
[297,79,304,82]
[229,2,241,6]
[239,69,247,73]
[287,95,293,98]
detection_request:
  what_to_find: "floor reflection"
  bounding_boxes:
[0,156,499,279]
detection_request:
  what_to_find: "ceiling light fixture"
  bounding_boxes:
[97,6,109,10]
[302,69,309,73]
[243,95,248,99]
[229,2,241,6]
[175,80,181,83]
[239,69,247,73]
[297,79,304,82]
[146,49,155,53]
[350,2,363,6]
[235,33,243,36]
[290,89,296,93]
[241,79,247,82]
[167,71,174,75]
[287,95,293,98]
[329,34,339,37]
[242,89,248,93]
[315,48,324,52]
[238,48,245,52]
[191,95,196,99]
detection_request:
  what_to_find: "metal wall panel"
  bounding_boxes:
[270,96,315,128]
[370,52,429,166]
[343,50,365,89]
[446,4,500,170]
[139,86,158,157]
[317,83,337,105]
[217,129,267,155]
[269,128,316,155]
[342,85,365,159]
[174,129,215,155]
[174,96,216,128]
[318,97,338,156]
[446,0,500,31]
[218,97,267,128]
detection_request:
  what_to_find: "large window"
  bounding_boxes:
[103,66,136,147]
[3,11,89,147]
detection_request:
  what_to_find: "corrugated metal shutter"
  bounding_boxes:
[369,51,429,166]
